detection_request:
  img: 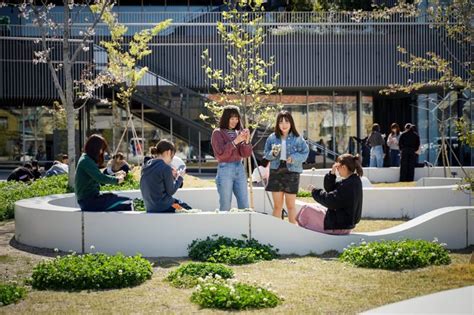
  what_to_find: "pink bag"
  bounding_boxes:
[296,204,351,235]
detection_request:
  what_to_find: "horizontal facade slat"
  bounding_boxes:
[0,11,470,100]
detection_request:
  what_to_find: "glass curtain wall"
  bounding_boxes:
[0,103,76,164]
[417,91,473,167]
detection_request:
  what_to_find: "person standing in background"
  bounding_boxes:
[399,123,420,181]
[387,123,401,167]
[367,123,385,168]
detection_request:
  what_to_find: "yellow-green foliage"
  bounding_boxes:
[201,0,282,130]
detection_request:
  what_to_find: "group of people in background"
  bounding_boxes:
[366,122,428,181]
[7,154,69,182]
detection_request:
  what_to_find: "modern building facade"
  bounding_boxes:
[0,2,472,167]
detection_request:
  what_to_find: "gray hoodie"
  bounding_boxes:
[140,159,183,213]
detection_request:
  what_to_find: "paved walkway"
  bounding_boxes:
[363,286,473,314]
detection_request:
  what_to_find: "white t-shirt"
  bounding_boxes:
[280,139,287,160]
[251,165,269,183]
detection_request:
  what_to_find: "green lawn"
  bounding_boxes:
[0,219,472,314]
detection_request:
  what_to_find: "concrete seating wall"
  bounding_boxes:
[302,166,474,183]
[416,177,463,187]
[14,192,474,256]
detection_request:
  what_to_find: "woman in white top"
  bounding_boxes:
[386,123,401,167]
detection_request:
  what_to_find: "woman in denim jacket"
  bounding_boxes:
[211,106,252,211]
[264,111,309,223]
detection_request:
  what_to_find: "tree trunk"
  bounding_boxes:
[63,3,76,189]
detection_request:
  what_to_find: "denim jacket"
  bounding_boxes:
[263,132,309,173]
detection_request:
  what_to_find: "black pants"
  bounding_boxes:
[400,150,416,182]
[78,193,132,212]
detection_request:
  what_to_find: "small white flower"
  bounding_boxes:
[118,269,123,275]
[54,248,59,252]
[82,46,90,52]
[90,245,95,250]
[433,237,439,243]
[214,274,222,279]
[263,298,268,302]
[210,286,216,291]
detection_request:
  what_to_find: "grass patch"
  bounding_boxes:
[340,239,451,270]
[0,255,15,264]
[165,262,233,288]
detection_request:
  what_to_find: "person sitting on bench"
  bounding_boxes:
[297,153,363,235]
[140,139,191,213]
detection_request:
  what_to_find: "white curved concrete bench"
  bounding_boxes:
[14,189,474,257]
[253,206,474,256]
[416,177,462,187]
[296,182,471,219]
[302,166,473,183]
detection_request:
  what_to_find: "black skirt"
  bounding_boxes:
[265,162,300,194]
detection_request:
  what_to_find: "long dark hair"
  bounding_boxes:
[274,110,299,138]
[337,153,363,177]
[219,105,242,130]
[84,134,108,166]
[371,123,380,133]
[390,123,400,135]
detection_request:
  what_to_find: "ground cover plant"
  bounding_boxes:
[165,262,233,288]
[0,283,27,306]
[30,252,152,291]
[190,276,282,310]
[188,235,278,265]
[133,198,145,212]
[340,239,451,270]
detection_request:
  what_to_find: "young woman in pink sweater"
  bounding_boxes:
[211,106,252,211]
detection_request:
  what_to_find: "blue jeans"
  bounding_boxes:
[390,149,400,167]
[216,161,249,211]
[369,145,384,168]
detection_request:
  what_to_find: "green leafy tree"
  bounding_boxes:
[201,0,282,207]
[358,1,472,174]
[87,4,171,156]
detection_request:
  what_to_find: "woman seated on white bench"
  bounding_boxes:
[297,153,363,235]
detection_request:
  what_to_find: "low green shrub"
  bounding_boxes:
[191,277,282,310]
[339,239,451,270]
[296,190,312,197]
[31,253,153,291]
[0,283,27,306]
[101,173,139,191]
[166,262,234,288]
[0,175,69,221]
[188,235,278,265]
[0,173,139,221]
[208,246,275,265]
[133,198,146,212]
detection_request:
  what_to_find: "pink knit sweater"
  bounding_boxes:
[211,129,252,163]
